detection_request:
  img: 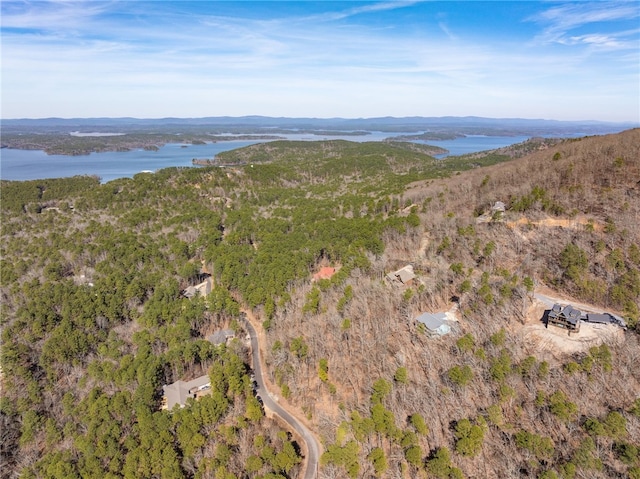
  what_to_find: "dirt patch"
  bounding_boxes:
[520,296,624,361]
[507,215,603,232]
[419,236,429,258]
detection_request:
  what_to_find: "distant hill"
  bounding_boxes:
[2,115,636,135]
[3,115,636,157]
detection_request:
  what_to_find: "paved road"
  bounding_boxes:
[534,292,557,309]
[534,292,606,313]
[241,315,320,479]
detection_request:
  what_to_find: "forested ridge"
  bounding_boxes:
[1,132,639,479]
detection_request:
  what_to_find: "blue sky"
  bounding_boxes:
[1,1,639,121]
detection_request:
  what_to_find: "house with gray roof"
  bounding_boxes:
[162,375,211,410]
[547,304,582,333]
[208,329,235,345]
[416,312,451,336]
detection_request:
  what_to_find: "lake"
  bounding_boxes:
[0,134,531,183]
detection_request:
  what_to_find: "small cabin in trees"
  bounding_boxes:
[547,304,582,333]
[416,312,451,336]
[208,329,235,345]
[491,201,506,213]
[162,375,211,410]
[183,277,212,298]
[386,264,416,285]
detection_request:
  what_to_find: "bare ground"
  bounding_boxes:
[519,288,625,362]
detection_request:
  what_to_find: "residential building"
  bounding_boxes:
[162,375,211,410]
[547,304,581,333]
[387,264,416,285]
[416,312,451,336]
[586,312,627,328]
[208,329,235,345]
[183,277,212,298]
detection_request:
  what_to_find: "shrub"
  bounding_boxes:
[410,413,429,435]
[405,445,423,467]
[515,430,555,460]
[518,356,537,378]
[448,365,473,387]
[489,349,512,382]
[454,418,485,457]
[603,411,627,439]
[613,442,639,465]
[456,334,475,353]
[426,447,465,479]
[572,437,602,470]
[490,328,506,347]
[563,361,580,375]
[548,390,578,422]
[394,367,408,384]
[367,447,388,476]
[320,440,360,479]
[486,404,504,426]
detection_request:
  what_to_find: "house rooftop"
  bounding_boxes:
[182,277,212,299]
[387,264,416,284]
[491,201,506,212]
[548,303,582,326]
[416,312,451,335]
[208,329,235,345]
[313,267,336,281]
[586,312,626,327]
[163,375,211,410]
[586,313,613,324]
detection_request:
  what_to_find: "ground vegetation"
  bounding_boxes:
[1,130,639,478]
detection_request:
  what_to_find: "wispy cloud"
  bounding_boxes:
[529,1,639,49]
[1,1,637,121]
[438,21,456,41]
[303,0,424,22]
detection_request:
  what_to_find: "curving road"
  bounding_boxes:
[241,314,320,479]
[535,291,608,314]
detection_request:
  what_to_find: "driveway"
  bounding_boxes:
[241,314,320,479]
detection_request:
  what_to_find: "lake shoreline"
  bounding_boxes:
[0,135,534,183]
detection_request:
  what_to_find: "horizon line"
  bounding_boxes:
[3,115,638,124]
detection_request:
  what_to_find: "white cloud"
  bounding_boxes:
[530,1,639,48]
[1,1,638,121]
[300,0,424,22]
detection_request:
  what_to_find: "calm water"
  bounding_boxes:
[0,134,530,183]
[0,141,265,183]
[425,135,530,158]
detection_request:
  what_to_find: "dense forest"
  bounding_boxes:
[1,131,639,479]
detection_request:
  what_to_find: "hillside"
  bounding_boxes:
[1,131,639,479]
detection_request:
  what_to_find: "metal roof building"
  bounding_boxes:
[586,312,627,328]
[416,312,451,336]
